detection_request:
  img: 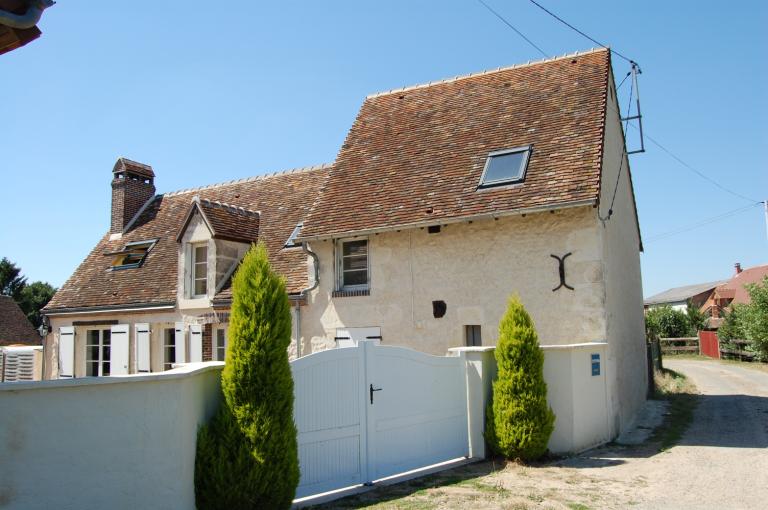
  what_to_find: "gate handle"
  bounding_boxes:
[370,383,382,404]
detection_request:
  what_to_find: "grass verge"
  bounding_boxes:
[650,368,698,451]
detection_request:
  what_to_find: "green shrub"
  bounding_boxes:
[195,243,299,509]
[485,295,555,461]
[684,300,707,335]
[645,305,690,338]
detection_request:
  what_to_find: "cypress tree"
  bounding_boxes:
[485,295,555,461]
[195,243,299,509]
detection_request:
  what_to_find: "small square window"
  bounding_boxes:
[337,239,369,291]
[465,325,482,347]
[478,146,532,188]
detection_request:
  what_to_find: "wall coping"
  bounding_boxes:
[540,341,607,350]
[0,361,224,392]
[447,346,496,353]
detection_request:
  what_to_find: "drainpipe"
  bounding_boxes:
[0,0,55,30]
[296,241,320,358]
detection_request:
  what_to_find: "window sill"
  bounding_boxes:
[332,289,370,298]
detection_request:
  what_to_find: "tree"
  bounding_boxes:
[19,281,57,328]
[741,276,768,360]
[486,295,555,461]
[0,257,27,300]
[644,305,690,338]
[685,300,708,336]
[195,243,299,509]
[718,303,746,342]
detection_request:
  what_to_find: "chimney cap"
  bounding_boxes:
[113,157,155,179]
[734,262,742,274]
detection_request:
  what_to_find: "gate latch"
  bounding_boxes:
[369,383,382,404]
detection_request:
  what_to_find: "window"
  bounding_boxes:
[192,243,208,297]
[284,222,304,248]
[337,239,369,290]
[86,329,111,377]
[163,328,176,371]
[478,146,532,188]
[214,327,228,361]
[465,325,482,347]
[106,239,157,270]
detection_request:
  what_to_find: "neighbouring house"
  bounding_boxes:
[703,262,768,328]
[0,295,43,381]
[643,280,725,312]
[43,48,646,448]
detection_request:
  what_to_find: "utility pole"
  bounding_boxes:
[764,200,768,243]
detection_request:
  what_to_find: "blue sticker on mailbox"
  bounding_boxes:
[591,353,600,376]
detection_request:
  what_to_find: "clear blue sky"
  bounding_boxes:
[2,1,766,297]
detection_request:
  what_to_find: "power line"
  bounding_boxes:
[475,0,549,58]
[527,0,636,65]
[645,202,763,243]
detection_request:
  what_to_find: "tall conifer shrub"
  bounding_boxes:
[486,295,555,460]
[195,243,299,509]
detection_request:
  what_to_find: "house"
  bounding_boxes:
[0,295,43,381]
[703,262,768,327]
[643,280,725,311]
[44,48,646,444]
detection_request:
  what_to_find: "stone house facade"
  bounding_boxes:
[43,48,646,446]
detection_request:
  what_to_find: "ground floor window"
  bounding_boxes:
[465,325,482,347]
[163,328,176,371]
[86,329,111,377]
[214,327,227,361]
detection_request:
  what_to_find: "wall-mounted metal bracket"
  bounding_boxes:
[551,252,574,292]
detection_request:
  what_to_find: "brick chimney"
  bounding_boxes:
[111,158,155,234]
[734,262,742,275]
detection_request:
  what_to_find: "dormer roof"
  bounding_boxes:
[176,196,260,244]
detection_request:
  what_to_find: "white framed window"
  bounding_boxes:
[192,243,208,297]
[214,327,228,361]
[85,329,111,377]
[478,146,532,188]
[163,328,176,371]
[336,238,369,291]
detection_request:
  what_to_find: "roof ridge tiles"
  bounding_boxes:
[366,47,604,99]
[164,163,333,197]
[193,195,260,217]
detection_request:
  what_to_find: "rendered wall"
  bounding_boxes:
[598,68,648,435]
[0,363,223,510]
[301,206,605,356]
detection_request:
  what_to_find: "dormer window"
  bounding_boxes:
[478,146,532,188]
[106,239,157,270]
[284,222,304,248]
[192,243,208,297]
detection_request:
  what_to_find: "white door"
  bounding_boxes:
[174,322,186,364]
[291,341,468,499]
[189,324,203,363]
[135,323,151,373]
[110,324,130,375]
[335,327,381,348]
[59,326,75,378]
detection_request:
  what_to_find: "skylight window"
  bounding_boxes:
[478,146,532,188]
[106,240,157,270]
[284,222,304,248]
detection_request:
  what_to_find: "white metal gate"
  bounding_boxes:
[291,341,468,498]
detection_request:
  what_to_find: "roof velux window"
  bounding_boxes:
[106,240,157,270]
[478,146,532,188]
[284,222,304,248]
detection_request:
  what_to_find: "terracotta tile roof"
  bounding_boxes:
[715,264,768,305]
[300,48,610,240]
[44,165,330,312]
[0,296,40,346]
[177,197,261,244]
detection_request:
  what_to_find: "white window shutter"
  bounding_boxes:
[190,324,203,363]
[135,323,151,373]
[174,322,186,364]
[59,326,75,378]
[110,324,130,375]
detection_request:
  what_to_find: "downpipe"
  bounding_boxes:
[0,0,55,30]
[296,241,319,358]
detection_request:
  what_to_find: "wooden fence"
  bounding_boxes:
[659,337,699,355]
[719,339,756,361]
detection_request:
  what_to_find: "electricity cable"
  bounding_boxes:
[475,0,549,58]
[645,202,763,243]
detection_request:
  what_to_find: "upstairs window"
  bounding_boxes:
[337,239,369,291]
[107,239,157,270]
[478,146,532,188]
[192,243,208,297]
[284,222,304,248]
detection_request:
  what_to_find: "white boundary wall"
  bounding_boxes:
[0,362,224,510]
